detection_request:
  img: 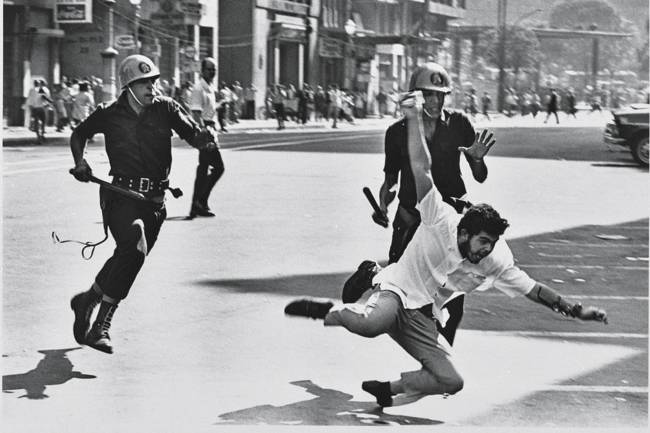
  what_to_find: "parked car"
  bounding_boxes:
[603,103,649,167]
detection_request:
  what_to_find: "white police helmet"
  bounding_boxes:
[408,62,452,94]
[118,54,160,89]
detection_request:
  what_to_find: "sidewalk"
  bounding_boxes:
[1,117,394,147]
[2,111,609,147]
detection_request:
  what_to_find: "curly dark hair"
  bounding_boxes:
[457,203,509,237]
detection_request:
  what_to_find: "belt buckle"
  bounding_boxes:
[138,177,150,192]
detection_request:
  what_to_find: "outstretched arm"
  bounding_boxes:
[459,129,496,183]
[402,92,434,202]
[525,282,608,324]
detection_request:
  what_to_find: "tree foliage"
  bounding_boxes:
[477,26,542,73]
[544,0,639,73]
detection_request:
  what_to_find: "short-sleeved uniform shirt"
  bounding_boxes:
[74,92,200,180]
[384,109,476,209]
[373,186,536,322]
[189,78,218,121]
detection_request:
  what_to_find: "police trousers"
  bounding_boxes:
[324,290,464,397]
[94,188,166,301]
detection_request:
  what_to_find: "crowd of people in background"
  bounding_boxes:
[460,84,649,124]
[26,73,650,139]
[26,75,105,139]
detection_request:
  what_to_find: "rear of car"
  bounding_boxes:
[604,104,649,167]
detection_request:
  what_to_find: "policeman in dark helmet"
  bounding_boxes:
[342,62,497,345]
[68,54,217,354]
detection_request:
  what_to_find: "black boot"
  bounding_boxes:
[70,287,102,345]
[85,300,118,354]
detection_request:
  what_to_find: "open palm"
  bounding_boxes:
[459,129,496,160]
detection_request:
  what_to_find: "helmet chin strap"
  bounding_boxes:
[422,107,434,118]
[127,85,145,107]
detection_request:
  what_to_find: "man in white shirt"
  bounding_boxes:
[284,91,608,407]
[188,57,224,218]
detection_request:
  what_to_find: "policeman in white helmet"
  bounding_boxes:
[68,54,217,354]
[119,54,162,111]
[341,61,497,344]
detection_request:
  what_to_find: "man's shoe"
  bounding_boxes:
[85,323,113,354]
[189,203,215,218]
[70,291,100,345]
[342,260,380,303]
[362,380,393,407]
[284,299,333,320]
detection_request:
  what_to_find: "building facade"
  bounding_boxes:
[218,0,318,117]
[3,0,218,126]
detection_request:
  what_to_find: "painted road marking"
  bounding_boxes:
[2,134,375,175]
[477,293,648,301]
[229,133,379,151]
[520,264,647,270]
[475,330,647,339]
[529,241,647,247]
[539,385,648,393]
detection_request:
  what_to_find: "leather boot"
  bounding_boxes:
[85,300,118,354]
[70,287,102,345]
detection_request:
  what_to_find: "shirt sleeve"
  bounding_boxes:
[488,241,536,297]
[73,104,105,138]
[167,99,200,142]
[189,85,203,112]
[415,187,452,226]
[383,123,402,175]
[456,112,476,150]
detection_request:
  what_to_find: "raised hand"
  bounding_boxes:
[459,129,496,161]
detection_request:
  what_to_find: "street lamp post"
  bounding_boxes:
[344,18,356,90]
[129,0,142,54]
[496,0,507,113]
[101,0,119,102]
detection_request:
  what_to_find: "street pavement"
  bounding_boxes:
[2,113,648,432]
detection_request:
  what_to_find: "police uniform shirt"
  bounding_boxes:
[189,77,218,121]
[74,92,200,179]
[373,186,536,323]
[384,109,475,209]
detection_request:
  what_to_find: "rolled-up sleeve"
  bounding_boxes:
[492,265,536,298]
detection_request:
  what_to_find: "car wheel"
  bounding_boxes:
[631,134,649,167]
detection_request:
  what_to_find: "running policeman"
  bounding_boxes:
[69,54,217,354]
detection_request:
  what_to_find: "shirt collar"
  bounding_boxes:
[438,108,450,126]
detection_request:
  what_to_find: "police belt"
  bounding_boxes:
[112,176,169,194]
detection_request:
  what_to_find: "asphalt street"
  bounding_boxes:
[2,118,648,432]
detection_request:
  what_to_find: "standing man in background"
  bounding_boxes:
[188,57,226,218]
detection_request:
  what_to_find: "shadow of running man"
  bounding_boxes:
[3,347,96,399]
[216,380,441,426]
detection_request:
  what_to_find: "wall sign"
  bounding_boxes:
[54,0,92,24]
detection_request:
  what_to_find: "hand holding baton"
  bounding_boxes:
[363,187,389,228]
[69,168,148,201]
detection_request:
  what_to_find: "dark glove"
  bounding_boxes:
[372,211,389,228]
[71,159,92,182]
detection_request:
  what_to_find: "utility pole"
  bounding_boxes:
[497,0,507,112]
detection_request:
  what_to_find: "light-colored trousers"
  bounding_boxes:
[324,289,464,397]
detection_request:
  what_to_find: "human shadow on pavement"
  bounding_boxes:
[215,379,441,426]
[2,348,96,399]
